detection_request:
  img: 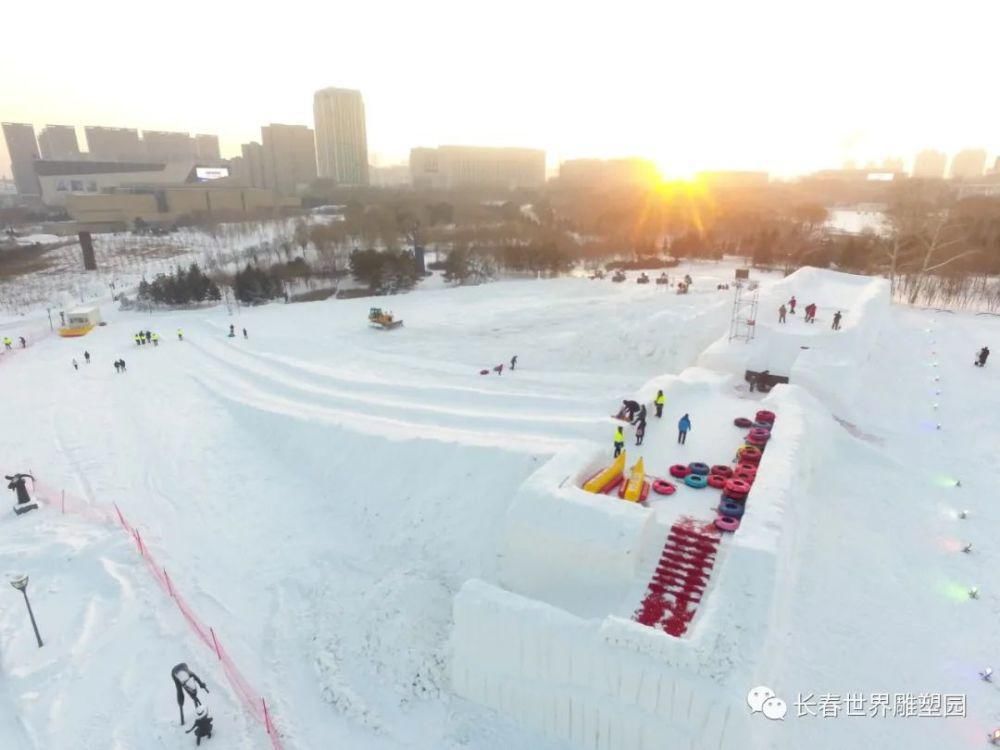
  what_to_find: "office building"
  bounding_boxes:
[950,148,987,179]
[261,124,317,195]
[38,125,82,161]
[85,127,144,162]
[912,149,947,179]
[313,87,369,185]
[370,163,410,187]
[697,171,771,189]
[410,145,545,190]
[558,158,660,189]
[195,134,221,161]
[2,122,41,195]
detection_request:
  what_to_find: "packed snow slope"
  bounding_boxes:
[2,264,998,749]
[0,271,733,749]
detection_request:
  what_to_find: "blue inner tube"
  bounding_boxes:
[688,462,710,475]
[719,500,745,518]
[684,473,709,489]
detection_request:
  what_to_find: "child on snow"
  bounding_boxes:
[186,704,214,746]
[635,420,646,446]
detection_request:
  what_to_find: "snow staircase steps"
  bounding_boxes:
[633,517,722,637]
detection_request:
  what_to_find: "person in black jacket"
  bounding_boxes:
[622,399,640,422]
[171,663,209,725]
[185,704,214,746]
[976,346,990,367]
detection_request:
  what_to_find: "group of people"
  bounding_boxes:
[777,296,842,329]
[171,663,213,745]
[2,336,25,350]
[71,350,91,370]
[134,330,161,347]
[228,324,247,339]
[975,346,990,367]
[613,389,690,456]
[483,354,518,375]
[113,358,128,373]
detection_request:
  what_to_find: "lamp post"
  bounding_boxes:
[10,575,43,648]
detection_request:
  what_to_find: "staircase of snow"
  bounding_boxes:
[633,518,722,637]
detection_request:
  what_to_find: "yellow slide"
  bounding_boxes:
[583,451,625,493]
[622,457,646,502]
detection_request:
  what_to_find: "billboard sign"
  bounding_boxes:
[194,166,230,182]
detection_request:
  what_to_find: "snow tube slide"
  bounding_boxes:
[669,464,691,478]
[733,417,753,428]
[688,462,710,475]
[620,458,647,502]
[719,500,745,518]
[652,479,676,495]
[715,515,741,533]
[707,474,727,489]
[684,473,709,489]
[710,464,734,477]
[582,452,626,494]
[756,409,776,424]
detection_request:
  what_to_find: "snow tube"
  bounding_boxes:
[733,417,753,428]
[684,473,709,489]
[733,469,756,484]
[652,479,676,495]
[710,464,734,478]
[738,445,762,463]
[748,428,771,443]
[707,474,727,489]
[737,462,758,476]
[745,434,768,448]
[715,515,740,533]
[669,464,691,478]
[688,462,710,475]
[756,410,776,424]
[719,500,745,518]
[725,478,752,497]
[751,421,772,430]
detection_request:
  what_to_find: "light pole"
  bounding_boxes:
[10,575,43,648]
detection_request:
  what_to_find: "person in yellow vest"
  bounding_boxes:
[2,337,11,350]
[177,329,183,341]
[152,332,160,347]
[613,425,625,457]
[654,389,665,418]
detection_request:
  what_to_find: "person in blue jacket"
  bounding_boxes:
[677,413,692,444]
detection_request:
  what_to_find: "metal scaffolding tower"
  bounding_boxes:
[728,280,760,342]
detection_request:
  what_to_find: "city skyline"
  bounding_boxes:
[2,0,998,181]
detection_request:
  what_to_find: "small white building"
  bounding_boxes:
[60,307,102,337]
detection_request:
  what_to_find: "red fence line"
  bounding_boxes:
[32,479,286,750]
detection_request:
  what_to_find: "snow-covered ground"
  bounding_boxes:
[2,262,998,750]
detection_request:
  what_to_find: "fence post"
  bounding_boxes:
[114,503,126,528]
[134,529,145,557]
[163,568,174,598]
[210,627,222,660]
[262,697,272,733]
[61,489,65,514]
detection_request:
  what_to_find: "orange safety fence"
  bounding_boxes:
[31,478,285,750]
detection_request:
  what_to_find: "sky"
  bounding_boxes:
[2,0,998,180]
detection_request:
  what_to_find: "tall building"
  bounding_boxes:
[1,122,41,195]
[410,145,545,190]
[240,141,266,188]
[142,131,196,162]
[260,124,317,196]
[38,125,81,161]
[912,149,948,178]
[85,127,144,162]
[313,87,369,185]
[195,134,221,161]
[950,148,987,179]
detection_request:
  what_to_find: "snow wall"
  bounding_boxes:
[452,384,836,750]
[698,267,890,420]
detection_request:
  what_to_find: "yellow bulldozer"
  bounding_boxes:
[369,307,403,330]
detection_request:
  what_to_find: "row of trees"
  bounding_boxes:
[137,264,221,306]
[348,249,422,294]
[233,263,286,304]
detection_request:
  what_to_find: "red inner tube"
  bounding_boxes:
[738,446,762,463]
[669,464,691,478]
[733,417,753,428]
[737,463,758,475]
[748,428,771,441]
[710,464,734,477]
[707,474,727,489]
[725,478,752,495]
[733,471,755,484]
[652,479,676,495]
[755,410,776,424]
[715,515,740,532]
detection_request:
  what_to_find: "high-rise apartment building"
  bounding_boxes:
[410,145,545,190]
[38,125,81,161]
[195,134,221,161]
[313,87,369,185]
[142,131,196,162]
[950,148,987,179]
[1,122,41,195]
[912,150,948,179]
[240,142,266,188]
[85,127,144,162]
[261,124,317,196]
